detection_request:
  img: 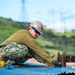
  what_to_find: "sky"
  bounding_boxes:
[0,0,75,32]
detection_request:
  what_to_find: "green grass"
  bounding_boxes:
[36,38,75,56]
[36,38,54,46]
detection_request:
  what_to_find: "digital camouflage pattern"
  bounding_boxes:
[0,42,28,63]
[0,42,45,63]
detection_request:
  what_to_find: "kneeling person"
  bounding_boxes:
[0,21,62,67]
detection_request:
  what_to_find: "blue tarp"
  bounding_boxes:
[0,62,75,75]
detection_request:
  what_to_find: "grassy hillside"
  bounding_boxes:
[0,17,75,56]
[0,17,30,42]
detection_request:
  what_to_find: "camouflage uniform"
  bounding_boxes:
[0,42,45,63]
[0,42,28,63]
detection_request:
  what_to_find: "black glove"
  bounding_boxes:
[52,60,62,67]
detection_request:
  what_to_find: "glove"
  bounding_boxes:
[0,61,5,68]
[52,60,62,67]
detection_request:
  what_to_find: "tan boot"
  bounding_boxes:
[6,60,12,65]
[6,60,15,65]
[53,52,61,61]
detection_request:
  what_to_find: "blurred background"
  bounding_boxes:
[0,0,75,56]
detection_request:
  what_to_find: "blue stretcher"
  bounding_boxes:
[0,62,75,75]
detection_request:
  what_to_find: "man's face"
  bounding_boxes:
[29,27,40,39]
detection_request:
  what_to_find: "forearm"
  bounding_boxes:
[23,39,54,65]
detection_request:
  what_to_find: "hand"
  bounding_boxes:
[52,60,62,67]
